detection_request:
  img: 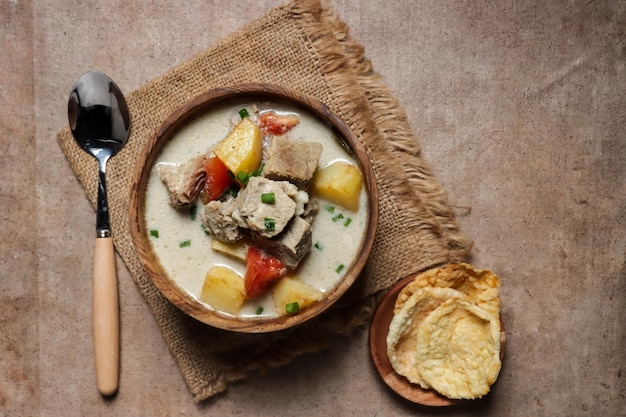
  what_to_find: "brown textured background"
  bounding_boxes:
[1,0,624,416]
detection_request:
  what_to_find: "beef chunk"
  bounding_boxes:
[252,216,312,269]
[235,176,298,238]
[202,195,243,243]
[156,155,206,209]
[263,137,323,189]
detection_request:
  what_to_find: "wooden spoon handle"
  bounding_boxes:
[92,236,119,396]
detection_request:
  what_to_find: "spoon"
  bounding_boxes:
[68,71,130,396]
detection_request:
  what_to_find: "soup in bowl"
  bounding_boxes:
[129,84,378,332]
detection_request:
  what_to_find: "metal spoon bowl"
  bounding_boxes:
[68,71,130,396]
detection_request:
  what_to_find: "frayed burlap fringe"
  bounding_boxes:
[57,0,471,402]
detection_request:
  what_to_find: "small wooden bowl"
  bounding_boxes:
[129,84,378,333]
[369,274,505,406]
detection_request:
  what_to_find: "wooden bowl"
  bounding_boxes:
[129,84,378,333]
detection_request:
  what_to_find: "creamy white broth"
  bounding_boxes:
[145,100,368,318]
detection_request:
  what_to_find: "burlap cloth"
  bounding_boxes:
[57,0,471,401]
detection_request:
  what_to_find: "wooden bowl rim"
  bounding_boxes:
[129,83,379,333]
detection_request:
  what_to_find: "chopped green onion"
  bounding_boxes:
[325,205,335,213]
[261,193,275,204]
[314,241,323,250]
[332,213,344,222]
[264,218,275,231]
[255,306,264,315]
[237,171,249,183]
[149,229,159,238]
[336,264,345,273]
[236,165,264,185]
[285,302,300,315]
[238,108,249,119]
[220,186,239,199]
[180,240,191,248]
[190,204,197,220]
[344,218,352,227]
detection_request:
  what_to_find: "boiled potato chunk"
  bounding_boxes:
[200,266,246,315]
[211,239,247,261]
[273,277,323,315]
[312,161,363,211]
[213,118,262,178]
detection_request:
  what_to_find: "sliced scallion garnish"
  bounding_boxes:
[237,171,249,184]
[239,108,249,119]
[261,193,275,204]
[264,218,275,231]
[149,229,159,238]
[332,213,344,222]
[221,186,239,199]
[180,240,191,248]
[336,264,345,273]
[236,164,265,186]
[285,302,300,315]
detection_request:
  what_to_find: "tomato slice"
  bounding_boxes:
[244,247,288,298]
[258,111,300,136]
[204,156,233,201]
